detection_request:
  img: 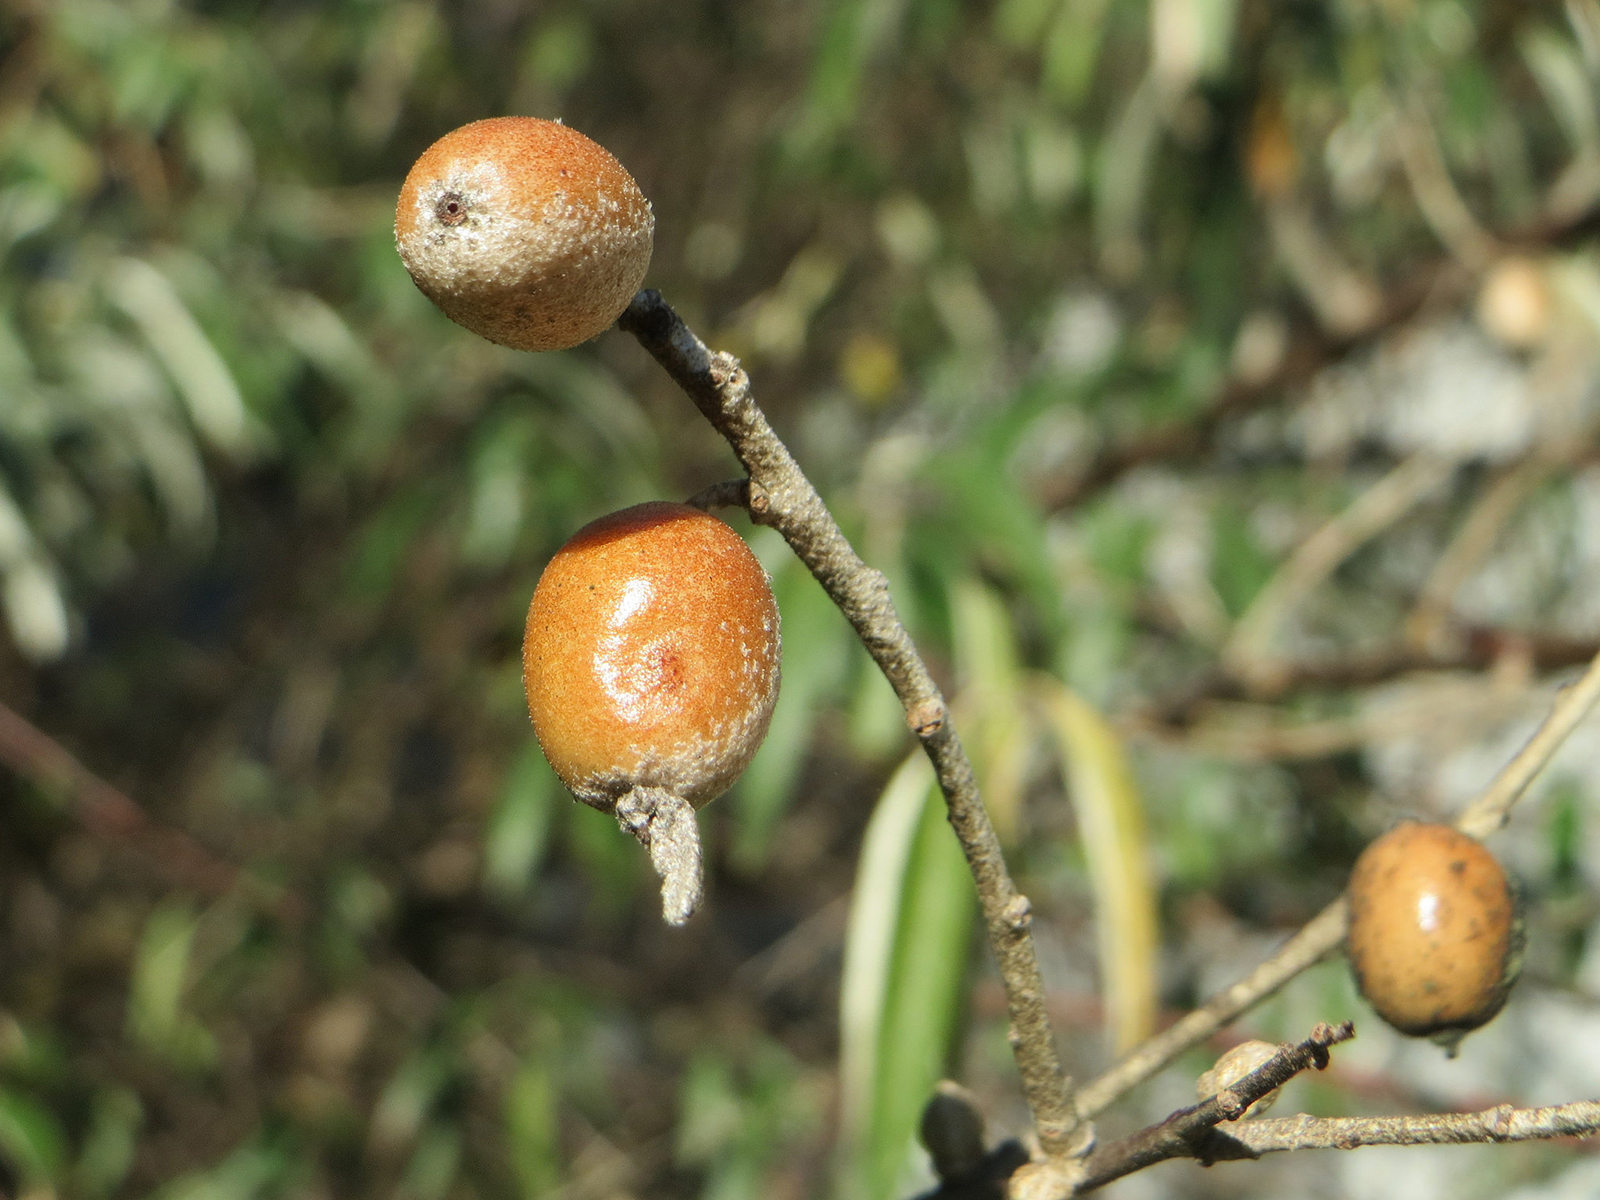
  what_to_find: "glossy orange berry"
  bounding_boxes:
[1346,821,1520,1043]
[523,501,779,808]
[522,502,780,923]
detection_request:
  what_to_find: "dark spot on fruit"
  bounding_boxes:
[436,192,467,225]
[652,647,685,692]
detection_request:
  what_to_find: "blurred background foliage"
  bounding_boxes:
[3,0,1600,1197]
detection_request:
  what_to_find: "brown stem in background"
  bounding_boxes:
[1038,273,1450,513]
[619,290,1085,1155]
[1041,200,1600,515]
[1393,95,1499,271]
[0,700,304,921]
[1141,628,1600,731]
[1220,453,1455,692]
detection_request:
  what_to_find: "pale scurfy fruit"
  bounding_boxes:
[395,116,653,352]
[1346,821,1521,1044]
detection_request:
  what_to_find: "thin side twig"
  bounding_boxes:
[1200,1099,1600,1159]
[1148,675,1536,764]
[1458,647,1600,839]
[619,291,1084,1154]
[1392,95,1499,271]
[1072,900,1348,1121]
[1076,644,1600,1120]
[1406,458,1554,651]
[1072,1022,1354,1193]
[685,477,767,513]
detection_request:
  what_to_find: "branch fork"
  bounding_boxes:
[619,289,1600,1193]
[1073,1021,1354,1192]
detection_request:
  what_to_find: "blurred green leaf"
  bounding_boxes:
[1083,501,1154,592]
[74,1086,142,1200]
[402,1122,461,1200]
[846,655,910,763]
[105,257,258,460]
[678,1041,821,1198]
[0,1017,66,1087]
[789,0,909,159]
[950,578,1033,845]
[677,1053,743,1167]
[840,753,976,1200]
[996,0,1061,47]
[129,905,193,1044]
[564,797,645,920]
[1095,75,1163,271]
[1211,500,1276,619]
[924,444,1060,633]
[485,741,559,901]
[1044,0,1113,105]
[128,902,217,1072]
[371,1049,452,1158]
[0,1085,66,1188]
[273,290,403,466]
[461,413,537,569]
[1036,678,1159,1053]
[150,1139,290,1200]
[1549,780,1583,892]
[506,1056,560,1199]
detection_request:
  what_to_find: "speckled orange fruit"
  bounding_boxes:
[522,502,780,810]
[1346,821,1519,1039]
[395,116,653,351]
